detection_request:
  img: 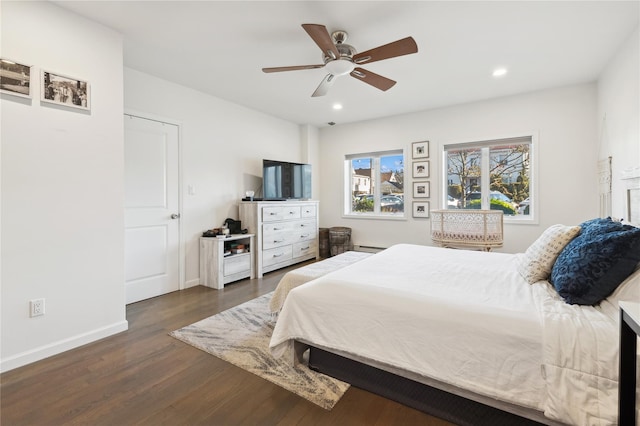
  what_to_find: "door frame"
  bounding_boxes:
[124,109,185,294]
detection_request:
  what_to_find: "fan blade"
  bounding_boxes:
[302,24,340,60]
[353,37,418,65]
[262,64,324,73]
[350,67,396,91]
[311,74,336,97]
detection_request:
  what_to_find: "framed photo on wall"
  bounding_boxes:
[41,70,90,111]
[412,201,430,218]
[412,160,429,178]
[413,181,430,198]
[0,58,32,98]
[412,140,429,159]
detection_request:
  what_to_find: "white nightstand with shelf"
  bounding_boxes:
[200,234,255,290]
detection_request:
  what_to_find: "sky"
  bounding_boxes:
[351,154,404,172]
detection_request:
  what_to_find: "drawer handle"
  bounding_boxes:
[273,227,283,230]
[273,239,284,243]
[273,253,284,258]
[289,211,295,215]
[300,246,310,251]
[269,212,277,216]
[300,234,309,238]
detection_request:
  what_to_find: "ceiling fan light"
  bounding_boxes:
[325,59,355,76]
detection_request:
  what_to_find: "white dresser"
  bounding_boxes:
[239,200,319,277]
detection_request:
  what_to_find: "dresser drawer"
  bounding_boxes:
[262,230,294,250]
[223,253,251,276]
[293,227,316,243]
[262,206,301,222]
[263,245,293,267]
[293,220,316,233]
[292,240,316,259]
[262,206,285,222]
[301,204,317,218]
[263,222,294,234]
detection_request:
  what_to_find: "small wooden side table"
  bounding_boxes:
[200,234,255,290]
[619,301,640,426]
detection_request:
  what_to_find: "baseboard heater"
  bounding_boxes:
[353,245,385,253]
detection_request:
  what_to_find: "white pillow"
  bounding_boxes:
[607,263,640,306]
[518,224,581,284]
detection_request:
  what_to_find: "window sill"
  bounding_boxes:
[343,213,408,221]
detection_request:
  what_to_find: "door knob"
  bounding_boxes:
[171,213,180,219]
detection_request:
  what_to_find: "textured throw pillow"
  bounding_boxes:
[517,224,581,284]
[550,218,640,305]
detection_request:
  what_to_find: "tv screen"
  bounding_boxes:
[263,159,312,200]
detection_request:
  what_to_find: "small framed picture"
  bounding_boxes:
[412,140,429,159]
[413,181,430,198]
[413,201,430,218]
[412,160,429,178]
[0,58,32,98]
[41,70,90,111]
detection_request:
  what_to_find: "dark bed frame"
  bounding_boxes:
[307,345,566,426]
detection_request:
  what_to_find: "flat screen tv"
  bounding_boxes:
[263,159,312,200]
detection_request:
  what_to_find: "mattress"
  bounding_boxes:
[270,244,546,411]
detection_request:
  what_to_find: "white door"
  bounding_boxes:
[124,115,180,304]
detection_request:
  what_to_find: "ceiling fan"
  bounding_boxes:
[262,24,418,97]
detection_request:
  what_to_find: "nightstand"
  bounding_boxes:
[619,301,640,426]
[200,234,255,289]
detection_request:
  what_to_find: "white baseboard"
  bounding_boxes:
[184,278,201,289]
[0,320,129,373]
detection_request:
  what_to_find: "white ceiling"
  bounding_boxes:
[53,1,639,128]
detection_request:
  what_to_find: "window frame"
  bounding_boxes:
[441,134,537,224]
[343,149,407,220]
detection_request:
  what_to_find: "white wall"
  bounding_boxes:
[597,26,640,219]
[318,84,599,253]
[123,68,307,286]
[1,1,127,371]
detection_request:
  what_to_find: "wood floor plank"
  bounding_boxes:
[1,264,452,425]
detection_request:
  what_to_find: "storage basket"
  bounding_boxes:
[319,228,330,258]
[329,227,353,256]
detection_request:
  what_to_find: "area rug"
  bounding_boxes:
[169,292,350,410]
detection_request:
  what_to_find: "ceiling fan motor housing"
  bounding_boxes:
[322,32,357,76]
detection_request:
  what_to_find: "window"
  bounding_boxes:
[345,150,405,217]
[444,136,532,219]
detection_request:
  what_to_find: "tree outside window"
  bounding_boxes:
[445,138,531,217]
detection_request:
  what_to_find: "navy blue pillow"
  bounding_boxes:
[550,218,640,305]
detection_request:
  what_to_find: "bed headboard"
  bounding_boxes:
[622,167,640,227]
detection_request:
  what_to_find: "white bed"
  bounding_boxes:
[270,243,640,425]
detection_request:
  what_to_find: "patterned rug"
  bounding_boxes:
[169,292,350,410]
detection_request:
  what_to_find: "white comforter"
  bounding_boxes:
[532,281,620,425]
[269,244,626,425]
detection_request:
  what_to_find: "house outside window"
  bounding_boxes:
[444,136,533,220]
[345,150,405,217]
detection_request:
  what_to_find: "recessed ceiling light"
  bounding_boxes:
[332,103,343,110]
[492,68,508,77]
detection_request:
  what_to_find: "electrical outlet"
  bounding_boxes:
[30,298,45,317]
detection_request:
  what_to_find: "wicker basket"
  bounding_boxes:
[319,228,330,258]
[329,227,353,256]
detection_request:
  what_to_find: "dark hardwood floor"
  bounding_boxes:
[1,264,452,426]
